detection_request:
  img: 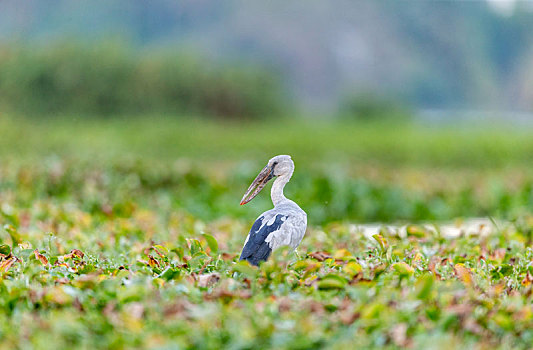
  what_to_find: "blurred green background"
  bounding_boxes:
[1,3,533,349]
[0,0,532,225]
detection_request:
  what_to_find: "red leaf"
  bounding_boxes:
[308,252,331,262]
[0,257,18,272]
[34,250,49,266]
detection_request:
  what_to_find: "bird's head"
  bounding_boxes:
[240,155,294,205]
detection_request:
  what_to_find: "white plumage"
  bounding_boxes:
[239,155,307,266]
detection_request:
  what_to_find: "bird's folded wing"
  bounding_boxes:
[265,214,306,251]
[240,212,306,265]
[239,213,287,265]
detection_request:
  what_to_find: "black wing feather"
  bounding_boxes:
[240,214,287,266]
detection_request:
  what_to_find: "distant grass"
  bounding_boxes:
[0,115,531,225]
[1,115,533,168]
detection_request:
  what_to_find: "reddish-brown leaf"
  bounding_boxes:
[308,251,331,262]
[428,256,442,279]
[493,248,506,262]
[0,257,17,272]
[70,249,84,259]
[152,246,166,258]
[390,323,409,347]
[221,253,236,260]
[34,250,49,266]
[454,263,473,286]
[521,273,533,287]
[148,255,160,267]
[204,289,252,301]
[163,302,188,318]
[447,303,473,316]
[55,277,70,284]
[197,273,220,288]
[340,311,360,325]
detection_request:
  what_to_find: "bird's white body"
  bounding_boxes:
[239,155,307,265]
[243,200,307,251]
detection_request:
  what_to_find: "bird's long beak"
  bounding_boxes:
[240,165,274,205]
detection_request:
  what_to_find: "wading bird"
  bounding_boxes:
[239,155,307,266]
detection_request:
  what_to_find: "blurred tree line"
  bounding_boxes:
[0,43,286,118]
[3,1,533,113]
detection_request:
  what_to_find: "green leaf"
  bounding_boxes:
[116,269,130,280]
[78,264,96,274]
[189,239,203,256]
[361,302,384,319]
[202,234,218,254]
[333,249,352,260]
[3,225,21,246]
[19,249,34,260]
[0,244,11,256]
[188,253,209,271]
[392,262,414,277]
[232,260,257,277]
[372,234,388,252]
[153,245,168,256]
[293,259,318,271]
[406,225,427,238]
[170,247,184,259]
[343,261,362,277]
[498,264,513,276]
[159,267,180,281]
[415,274,434,300]
[177,235,188,248]
[318,274,347,290]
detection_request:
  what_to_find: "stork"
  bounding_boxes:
[239,155,307,266]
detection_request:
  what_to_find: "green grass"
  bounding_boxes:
[2,115,533,167]
[0,115,532,348]
[1,115,532,224]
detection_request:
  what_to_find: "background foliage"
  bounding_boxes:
[2,1,533,112]
[0,44,285,118]
[1,117,532,225]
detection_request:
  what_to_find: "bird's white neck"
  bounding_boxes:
[271,171,293,206]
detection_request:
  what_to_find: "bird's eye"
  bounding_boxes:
[272,161,278,167]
